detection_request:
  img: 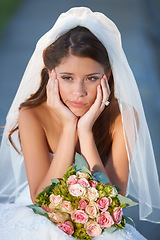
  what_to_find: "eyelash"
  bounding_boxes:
[61,76,99,82]
[62,76,73,81]
[87,77,99,81]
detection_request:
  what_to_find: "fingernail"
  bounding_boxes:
[103,74,107,80]
[51,69,55,75]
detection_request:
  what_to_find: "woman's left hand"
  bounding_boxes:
[77,75,110,134]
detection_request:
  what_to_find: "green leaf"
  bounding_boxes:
[51,178,59,184]
[111,184,121,192]
[121,204,127,208]
[123,215,135,227]
[114,223,126,229]
[63,166,76,182]
[117,194,138,208]
[27,204,49,219]
[74,153,89,172]
[104,226,118,233]
[40,184,53,195]
[35,192,50,206]
[81,166,92,175]
[92,171,109,184]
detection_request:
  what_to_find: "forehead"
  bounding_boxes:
[56,55,104,73]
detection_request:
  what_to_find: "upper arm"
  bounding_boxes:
[18,108,51,198]
[105,114,129,196]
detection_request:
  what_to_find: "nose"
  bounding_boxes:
[73,81,87,98]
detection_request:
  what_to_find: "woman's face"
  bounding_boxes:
[55,55,105,117]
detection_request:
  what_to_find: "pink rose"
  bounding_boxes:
[50,194,63,208]
[96,197,112,211]
[67,175,78,185]
[69,184,86,197]
[71,209,88,224]
[89,180,98,188]
[58,221,74,235]
[60,200,73,214]
[78,198,89,210]
[85,221,102,238]
[97,212,114,228]
[49,211,69,224]
[77,178,90,188]
[85,202,99,218]
[41,205,52,213]
[112,207,123,224]
[87,187,99,201]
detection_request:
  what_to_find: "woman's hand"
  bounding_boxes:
[77,75,110,178]
[46,70,77,128]
[77,75,110,134]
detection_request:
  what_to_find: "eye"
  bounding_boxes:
[61,76,73,81]
[86,76,99,82]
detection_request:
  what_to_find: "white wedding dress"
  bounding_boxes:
[0,7,160,240]
[0,185,146,240]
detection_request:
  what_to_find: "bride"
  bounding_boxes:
[0,7,160,240]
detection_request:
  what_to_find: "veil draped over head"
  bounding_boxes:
[0,7,160,223]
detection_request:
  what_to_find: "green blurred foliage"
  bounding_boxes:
[0,0,22,40]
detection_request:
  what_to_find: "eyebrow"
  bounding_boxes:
[59,72,101,76]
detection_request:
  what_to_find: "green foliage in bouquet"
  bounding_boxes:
[28,153,138,239]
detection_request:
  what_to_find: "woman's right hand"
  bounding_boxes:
[46,70,77,127]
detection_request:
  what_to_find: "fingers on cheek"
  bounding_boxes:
[106,81,111,96]
[96,85,103,103]
[53,79,59,94]
[96,84,100,96]
[103,75,111,95]
[46,82,53,103]
[102,78,110,100]
[47,78,54,90]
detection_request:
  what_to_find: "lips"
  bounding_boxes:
[68,101,87,108]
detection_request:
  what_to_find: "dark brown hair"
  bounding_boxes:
[9,26,119,165]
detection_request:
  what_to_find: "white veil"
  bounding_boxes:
[0,7,160,223]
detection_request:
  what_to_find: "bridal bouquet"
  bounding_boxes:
[28,153,137,239]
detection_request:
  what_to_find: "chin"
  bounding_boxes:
[70,108,88,117]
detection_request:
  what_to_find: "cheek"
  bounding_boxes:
[88,85,98,103]
[58,82,69,102]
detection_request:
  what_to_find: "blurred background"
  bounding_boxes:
[0,0,160,239]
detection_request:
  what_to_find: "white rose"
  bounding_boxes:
[87,187,99,201]
[76,171,90,179]
[110,187,118,197]
[50,194,63,208]
[69,184,86,197]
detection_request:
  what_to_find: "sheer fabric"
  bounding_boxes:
[0,7,160,223]
[0,186,146,240]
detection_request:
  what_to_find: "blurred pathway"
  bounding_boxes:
[0,0,160,239]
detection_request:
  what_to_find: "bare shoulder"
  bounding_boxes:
[106,104,129,195]
[18,107,39,123]
[18,105,50,158]
[114,113,123,131]
[18,106,45,134]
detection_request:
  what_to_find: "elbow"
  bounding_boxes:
[119,189,127,197]
[118,183,127,197]
[30,189,39,204]
[30,194,37,204]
